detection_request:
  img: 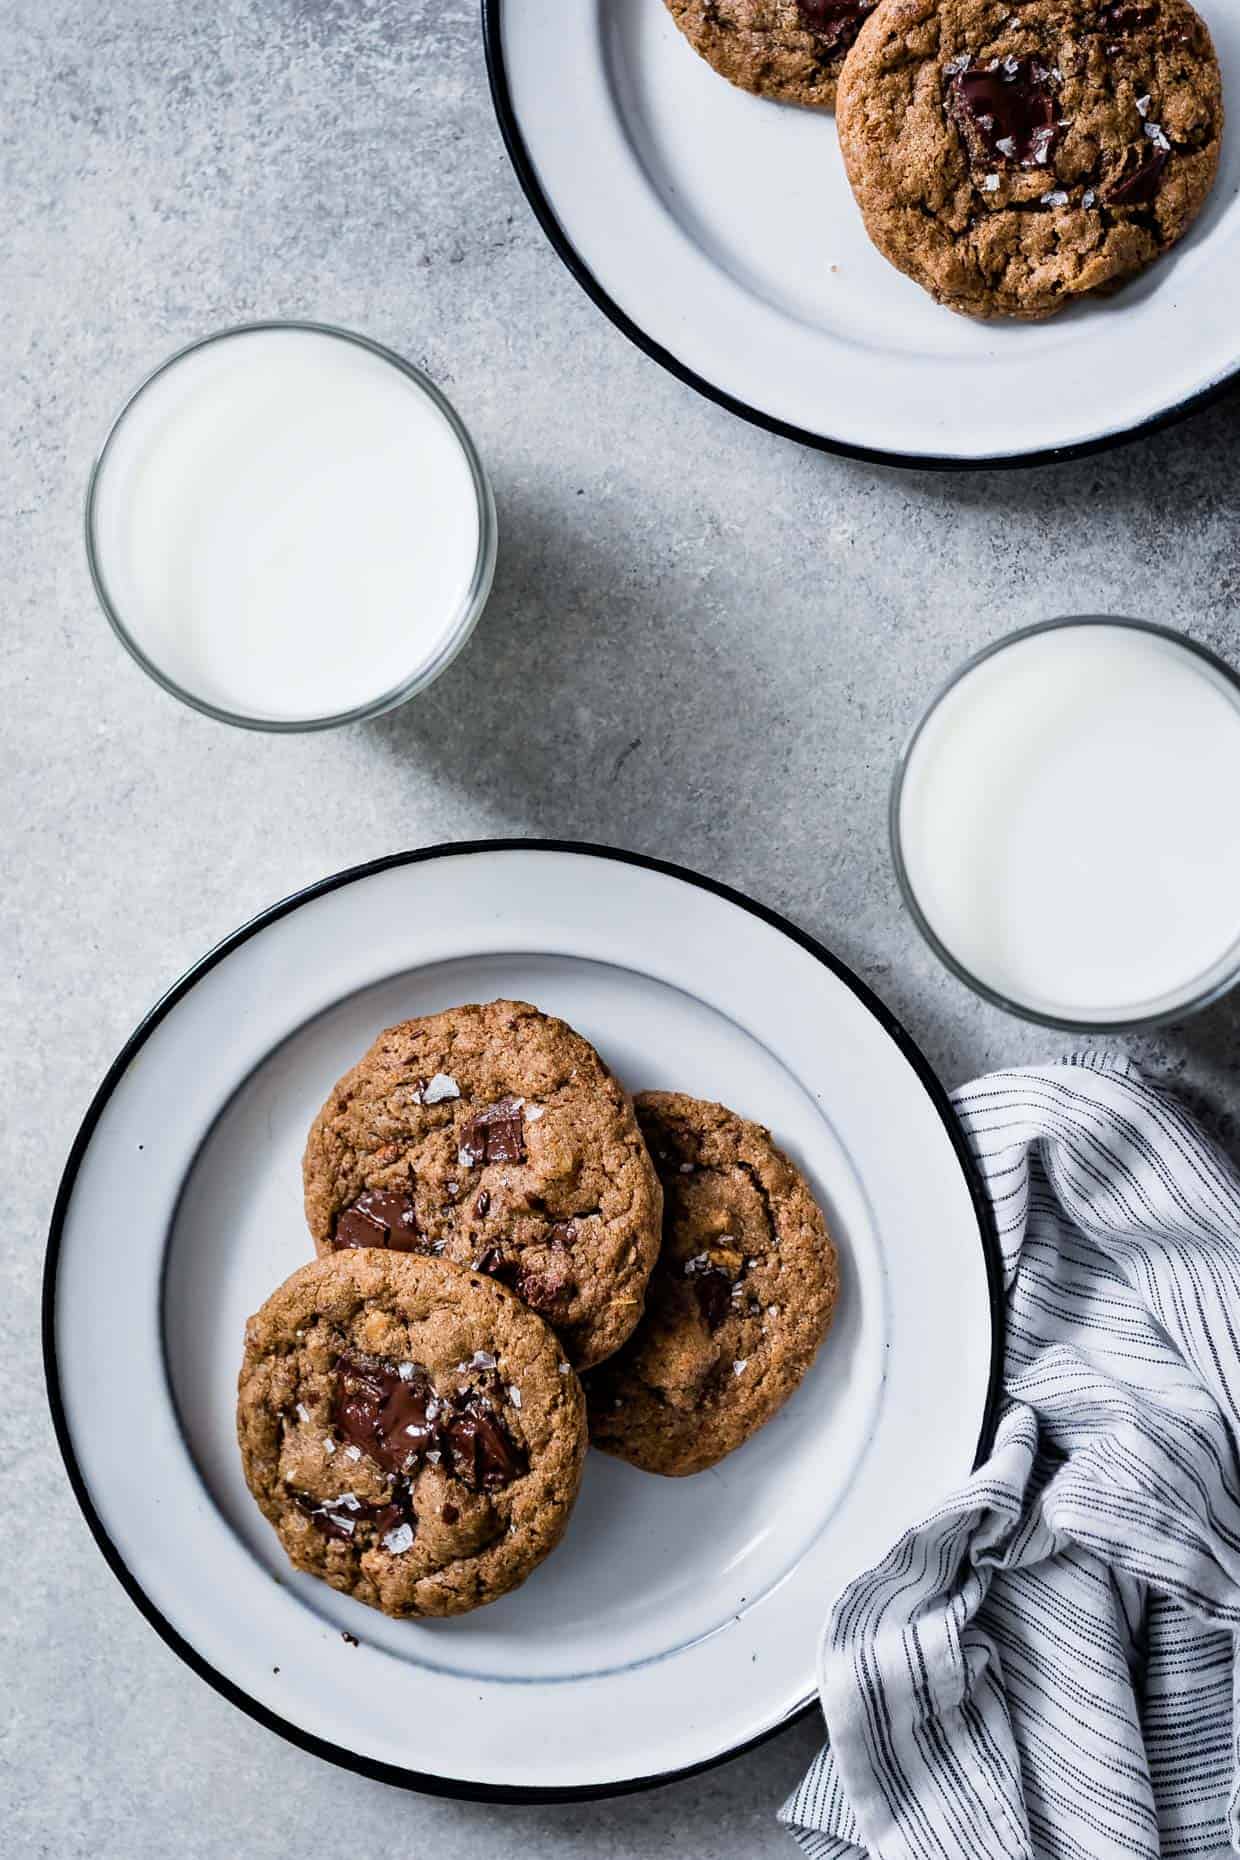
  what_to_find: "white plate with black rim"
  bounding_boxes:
[45,842,1000,1799]
[484,0,1240,468]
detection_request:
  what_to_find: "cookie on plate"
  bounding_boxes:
[837,0,1222,320]
[303,1000,662,1370]
[586,1092,838,1476]
[237,1251,587,1618]
[666,0,879,109]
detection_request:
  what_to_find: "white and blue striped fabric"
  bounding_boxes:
[781,1052,1240,1860]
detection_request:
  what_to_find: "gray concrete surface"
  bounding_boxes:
[5,1,1240,1853]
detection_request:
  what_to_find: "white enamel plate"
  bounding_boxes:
[485,0,1240,466]
[46,844,999,1798]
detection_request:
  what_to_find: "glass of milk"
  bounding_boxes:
[86,322,497,729]
[892,617,1240,1030]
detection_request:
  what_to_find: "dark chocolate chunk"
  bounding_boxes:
[693,1268,735,1331]
[292,1490,361,1541]
[547,1219,578,1250]
[332,1187,422,1253]
[795,0,876,52]
[1106,144,1168,204]
[334,1352,437,1473]
[330,1349,528,1500]
[473,1246,520,1286]
[950,60,1058,168]
[292,1480,415,1544]
[516,1253,577,1315]
[459,1096,526,1168]
[475,1190,491,1217]
[1098,2,1158,32]
[370,1479,417,1541]
[441,1503,460,1525]
[441,1403,529,1492]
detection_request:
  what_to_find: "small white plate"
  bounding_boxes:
[45,843,999,1798]
[485,0,1240,466]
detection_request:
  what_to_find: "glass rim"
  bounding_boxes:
[889,614,1240,1034]
[84,319,498,734]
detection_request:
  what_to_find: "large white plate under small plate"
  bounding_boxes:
[485,0,1240,465]
[45,844,999,1798]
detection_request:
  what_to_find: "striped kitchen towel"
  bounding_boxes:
[780,1052,1240,1860]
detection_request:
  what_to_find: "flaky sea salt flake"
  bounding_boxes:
[422,1073,460,1104]
[981,173,1001,192]
[732,1359,748,1376]
[383,1522,415,1555]
[1145,121,1170,151]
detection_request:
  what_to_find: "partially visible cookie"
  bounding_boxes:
[302,1001,662,1370]
[586,1092,838,1476]
[837,0,1222,320]
[237,1251,587,1618]
[666,0,879,109]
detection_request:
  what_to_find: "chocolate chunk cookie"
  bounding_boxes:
[666,0,879,109]
[586,1093,838,1476]
[237,1251,587,1618]
[303,1001,662,1370]
[837,0,1222,319]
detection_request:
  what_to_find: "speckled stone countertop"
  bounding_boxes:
[6,2,1240,1852]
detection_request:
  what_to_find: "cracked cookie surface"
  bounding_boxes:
[302,1000,662,1370]
[585,1092,838,1476]
[237,1251,587,1617]
[666,0,878,108]
[837,0,1222,318]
